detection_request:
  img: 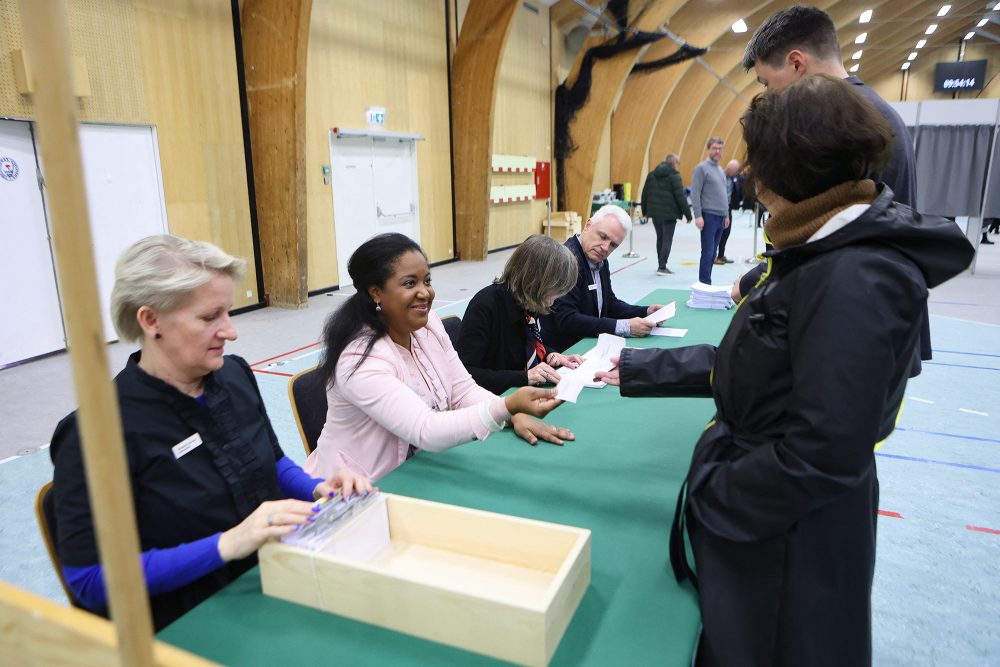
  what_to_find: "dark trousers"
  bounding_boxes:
[717,210,733,257]
[652,218,677,269]
[699,212,725,284]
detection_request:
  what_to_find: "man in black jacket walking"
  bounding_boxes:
[640,153,693,275]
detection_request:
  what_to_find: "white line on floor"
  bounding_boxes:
[0,455,19,465]
[958,408,989,416]
[908,397,935,404]
[291,349,322,362]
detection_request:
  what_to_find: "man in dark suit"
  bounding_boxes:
[541,205,663,352]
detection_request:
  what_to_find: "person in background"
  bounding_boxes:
[541,205,663,352]
[640,153,693,275]
[598,75,973,665]
[50,235,371,630]
[457,235,584,394]
[305,233,573,483]
[715,159,744,265]
[690,137,730,284]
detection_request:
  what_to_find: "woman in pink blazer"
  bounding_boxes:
[304,233,572,482]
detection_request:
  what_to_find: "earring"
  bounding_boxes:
[375,302,382,312]
[154,332,162,340]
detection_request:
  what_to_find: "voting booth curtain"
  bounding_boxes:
[914,124,995,217]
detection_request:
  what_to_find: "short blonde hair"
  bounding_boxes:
[497,235,577,314]
[111,235,246,342]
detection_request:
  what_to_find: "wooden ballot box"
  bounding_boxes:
[544,211,582,243]
[260,493,591,667]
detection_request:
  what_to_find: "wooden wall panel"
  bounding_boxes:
[0,0,258,309]
[0,0,146,122]
[306,0,454,288]
[488,2,552,250]
[135,0,257,308]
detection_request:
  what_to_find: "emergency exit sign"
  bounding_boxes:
[366,106,387,126]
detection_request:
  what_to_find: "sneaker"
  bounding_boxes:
[983,238,996,245]
[656,267,673,275]
[713,258,726,265]
[722,256,734,264]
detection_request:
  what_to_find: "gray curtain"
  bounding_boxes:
[981,129,1000,218]
[915,125,993,216]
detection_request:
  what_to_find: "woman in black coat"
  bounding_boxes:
[601,75,974,665]
[457,234,583,394]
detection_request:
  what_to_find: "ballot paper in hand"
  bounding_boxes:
[555,334,626,402]
[644,301,676,324]
[687,282,735,310]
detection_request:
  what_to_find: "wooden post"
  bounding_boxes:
[17,2,155,665]
[451,0,519,261]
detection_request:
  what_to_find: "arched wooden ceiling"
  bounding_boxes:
[555,0,998,206]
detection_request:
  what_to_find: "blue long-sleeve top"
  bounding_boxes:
[62,456,322,610]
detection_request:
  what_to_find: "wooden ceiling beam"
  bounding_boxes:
[451,0,520,261]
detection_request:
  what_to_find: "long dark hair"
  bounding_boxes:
[320,233,425,387]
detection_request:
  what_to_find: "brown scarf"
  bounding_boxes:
[762,180,877,249]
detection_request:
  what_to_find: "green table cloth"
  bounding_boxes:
[160,289,734,666]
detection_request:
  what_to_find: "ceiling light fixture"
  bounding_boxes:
[852,50,863,60]
[908,52,918,61]
[732,19,748,33]
[902,63,910,70]
[926,24,937,35]
[978,19,988,28]
[965,32,976,40]
[855,32,867,44]
[937,5,951,17]
[849,64,859,73]
[916,39,927,48]
[859,9,872,24]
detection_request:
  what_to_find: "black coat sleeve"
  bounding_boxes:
[605,265,649,321]
[231,355,285,461]
[619,345,716,397]
[548,280,618,351]
[456,292,528,394]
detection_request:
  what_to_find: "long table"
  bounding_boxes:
[160,289,734,665]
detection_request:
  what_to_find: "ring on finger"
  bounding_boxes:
[266,513,275,527]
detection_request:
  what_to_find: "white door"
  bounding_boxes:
[372,138,419,240]
[76,124,168,341]
[329,133,420,285]
[330,135,378,283]
[0,120,66,367]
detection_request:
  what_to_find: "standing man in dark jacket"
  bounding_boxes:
[641,153,692,275]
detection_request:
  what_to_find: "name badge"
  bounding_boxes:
[172,433,203,460]
[588,283,598,291]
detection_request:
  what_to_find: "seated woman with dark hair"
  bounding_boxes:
[304,233,573,483]
[51,235,371,630]
[457,234,584,394]
[600,74,973,664]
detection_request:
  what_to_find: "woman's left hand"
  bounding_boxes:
[511,413,575,446]
[546,352,584,369]
[313,469,374,501]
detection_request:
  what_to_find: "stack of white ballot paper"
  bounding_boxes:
[688,282,735,310]
[555,333,626,402]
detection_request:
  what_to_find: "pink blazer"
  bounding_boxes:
[304,311,509,481]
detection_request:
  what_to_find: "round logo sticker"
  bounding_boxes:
[0,157,19,182]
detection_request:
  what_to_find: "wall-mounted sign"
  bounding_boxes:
[366,106,387,126]
[934,60,987,93]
